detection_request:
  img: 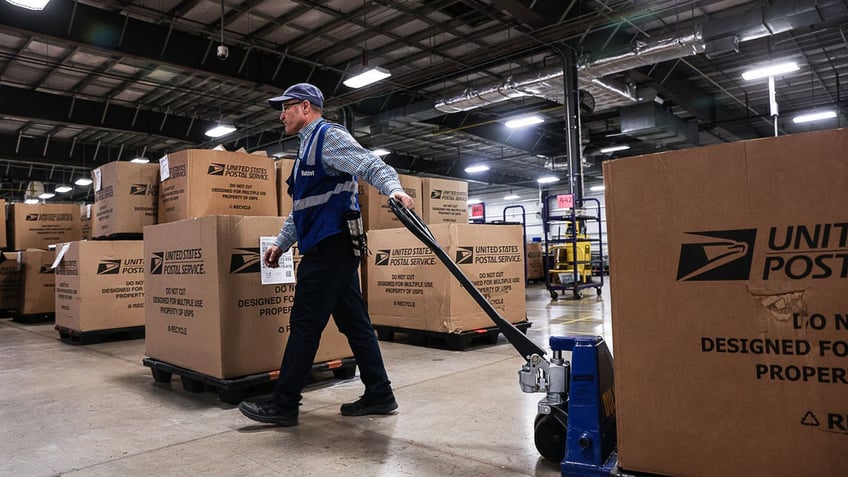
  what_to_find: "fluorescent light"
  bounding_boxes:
[5,0,50,10]
[792,110,837,124]
[24,198,39,204]
[55,185,73,193]
[537,176,560,184]
[590,185,605,192]
[343,67,392,89]
[38,192,55,199]
[599,145,630,153]
[504,194,520,200]
[204,124,237,138]
[130,157,150,164]
[75,177,93,186]
[742,61,800,81]
[467,198,483,205]
[464,165,490,173]
[505,115,544,129]
[371,148,391,156]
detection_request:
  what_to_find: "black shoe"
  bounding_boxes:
[239,400,299,426]
[340,395,398,416]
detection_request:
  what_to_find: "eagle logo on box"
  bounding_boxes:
[229,248,261,274]
[97,260,122,275]
[676,229,757,281]
[207,163,226,176]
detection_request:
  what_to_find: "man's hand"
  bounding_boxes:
[264,244,282,268]
[390,189,415,209]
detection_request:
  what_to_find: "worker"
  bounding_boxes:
[238,83,414,427]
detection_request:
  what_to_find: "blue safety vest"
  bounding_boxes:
[286,121,359,253]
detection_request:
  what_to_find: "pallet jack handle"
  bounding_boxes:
[388,198,547,359]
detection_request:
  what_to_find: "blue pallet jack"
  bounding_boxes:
[389,199,631,477]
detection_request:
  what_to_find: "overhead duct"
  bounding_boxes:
[434,0,847,114]
[619,102,698,146]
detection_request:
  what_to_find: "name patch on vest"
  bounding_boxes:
[300,170,315,177]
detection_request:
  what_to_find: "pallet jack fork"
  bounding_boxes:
[388,199,621,477]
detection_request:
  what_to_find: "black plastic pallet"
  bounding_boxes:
[0,308,18,319]
[142,356,358,404]
[56,325,145,345]
[91,233,144,241]
[374,321,532,351]
[12,312,55,324]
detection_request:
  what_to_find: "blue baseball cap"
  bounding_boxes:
[268,83,324,110]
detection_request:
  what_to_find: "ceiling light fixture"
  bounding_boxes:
[464,164,490,173]
[343,67,392,89]
[371,148,391,156]
[55,185,73,193]
[741,61,800,81]
[467,198,483,205]
[504,194,520,200]
[792,110,837,124]
[505,115,544,129]
[75,177,93,186]
[38,192,55,200]
[130,157,150,164]
[205,124,237,138]
[599,145,630,154]
[537,176,560,184]
[5,0,50,10]
[590,185,606,192]
[24,198,40,204]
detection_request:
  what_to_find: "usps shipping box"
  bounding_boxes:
[80,204,92,240]
[526,241,544,281]
[8,203,81,251]
[157,149,277,224]
[359,174,422,231]
[604,128,848,477]
[275,158,295,217]
[92,161,159,237]
[421,177,468,224]
[367,223,525,332]
[19,249,56,315]
[0,252,21,310]
[144,215,352,379]
[0,199,7,249]
[54,241,145,332]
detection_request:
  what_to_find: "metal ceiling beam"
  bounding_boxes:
[489,0,551,29]
[0,85,213,146]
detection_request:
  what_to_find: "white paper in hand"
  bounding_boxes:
[260,236,295,285]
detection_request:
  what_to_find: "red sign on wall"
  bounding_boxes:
[556,194,574,209]
[470,203,485,219]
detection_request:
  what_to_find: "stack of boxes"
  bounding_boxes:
[5,200,81,318]
[144,150,351,379]
[359,174,526,334]
[54,160,155,333]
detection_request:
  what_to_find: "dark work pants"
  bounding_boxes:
[272,233,392,410]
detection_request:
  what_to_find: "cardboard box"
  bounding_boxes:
[0,252,21,310]
[80,204,92,240]
[421,177,468,224]
[367,223,525,332]
[54,241,145,331]
[144,216,353,379]
[19,249,55,315]
[92,161,159,237]
[275,158,294,217]
[526,241,544,280]
[359,174,422,231]
[7,203,81,251]
[157,149,277,224]
[604,128,848,477]
[0,199,7,249]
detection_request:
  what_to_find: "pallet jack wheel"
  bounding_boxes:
[549,290,558,300]
[180,376,205,393]
[534,411,567,463]
[151,368,172,383]
[596,287,602,296]
[572,290,583,299]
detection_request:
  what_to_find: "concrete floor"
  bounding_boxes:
[0,281,612,477]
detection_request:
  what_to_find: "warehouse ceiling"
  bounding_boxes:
[1,0,848,202]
